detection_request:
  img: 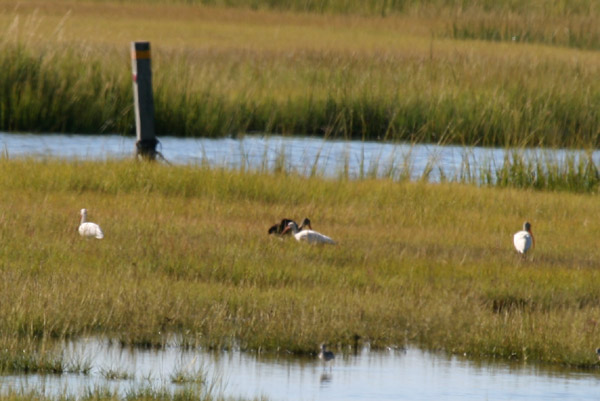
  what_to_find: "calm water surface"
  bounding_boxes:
[1,338,598,401]
[3,132,595,182]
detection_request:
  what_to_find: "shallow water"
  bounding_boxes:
[1,338,598,400]
[2,132,595,182]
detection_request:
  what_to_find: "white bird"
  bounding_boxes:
[78,208,104,239]
[319,344,335,369]
[281,221,336,245]
[513,221,534,254]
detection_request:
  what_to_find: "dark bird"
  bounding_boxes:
[319,344,335,370]
[268,217,312,235]
[268,218,297,235]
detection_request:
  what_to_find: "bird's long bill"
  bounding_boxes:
[307,222,312,230]
[281,225,291,236]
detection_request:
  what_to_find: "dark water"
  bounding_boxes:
[3,132,592,182]
[1,338,598,401]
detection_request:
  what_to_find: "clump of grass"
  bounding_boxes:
[0,336,67,374]
[99,367,134,380]
[479,151,600,192]
[170,363,206,385]
[0,384,240,400]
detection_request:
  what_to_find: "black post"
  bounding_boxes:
[131,41,157,160]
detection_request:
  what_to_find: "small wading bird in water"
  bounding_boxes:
[78,208,104,239]
[319,344,335,370]
[281,220,336,245]
[513,221,534,255]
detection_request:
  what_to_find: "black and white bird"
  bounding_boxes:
[268,217,312,235]
[268,218,298,235]
[281,220,336,245]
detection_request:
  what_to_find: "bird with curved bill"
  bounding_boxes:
[513,221,534,255]
[281,220,336,245]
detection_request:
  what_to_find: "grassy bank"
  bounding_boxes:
[1,0,600,146]
[1,158,600,371]
[0,388,243,401]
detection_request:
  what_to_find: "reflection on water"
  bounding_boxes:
[1,337,599,400]
[3,132,597,182]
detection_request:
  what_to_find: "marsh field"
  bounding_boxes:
[2,0,600,146]
[2,0,600,399]
[3,161,600,365]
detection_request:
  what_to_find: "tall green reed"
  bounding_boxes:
[76,0,600,19]
[5,36,600,148]
[3,4,600,148]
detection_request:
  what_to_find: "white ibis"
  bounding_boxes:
[319,344,335,369]
[513,221,534,254]
[78,208,104,239]
[281,221,336,245]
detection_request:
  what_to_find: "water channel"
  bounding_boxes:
[2,131,600,400]
[2,132,598,182]
[1,337,599,400]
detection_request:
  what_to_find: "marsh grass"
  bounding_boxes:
[99,367,134,380]
[448,7,600,50]
[0,385,240,400]
[2,1,600,147]
[485,151,600,192]
[1,158,600,371]
[170,362,206,385]
[0,336,91,375]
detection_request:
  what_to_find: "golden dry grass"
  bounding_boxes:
[2,0,600,144]
[1,159,600,370]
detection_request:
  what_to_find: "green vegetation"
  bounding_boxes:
[479,151,600,193]
[0,386,247,400]
[74,0,600,26]
[1,0,600,146]
[1,158,600,373]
